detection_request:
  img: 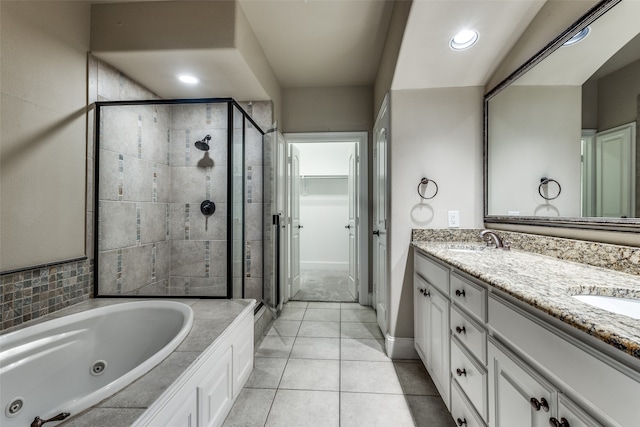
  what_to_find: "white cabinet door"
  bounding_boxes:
[414,274,429,362]
[552,394,603,427]
[427,285,450,409]
[488,340,556,427]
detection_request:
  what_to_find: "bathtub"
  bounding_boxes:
[0,300,194,426]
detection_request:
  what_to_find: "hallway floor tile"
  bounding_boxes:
[223,302,455,427]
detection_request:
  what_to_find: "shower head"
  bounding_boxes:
[195,135,211,151]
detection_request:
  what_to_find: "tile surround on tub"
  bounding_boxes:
[412,228,640,276]
[0,258,93,331]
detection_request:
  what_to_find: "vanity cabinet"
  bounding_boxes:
[413,248,640,427]
[488,338,557,427]
[488,337,603,427]
[414,253,451,408]
[449,272,489,425]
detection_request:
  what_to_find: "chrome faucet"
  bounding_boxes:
[31,413,71,427]
[480,230,510,250]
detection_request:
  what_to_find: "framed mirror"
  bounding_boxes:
[484,0,640,232]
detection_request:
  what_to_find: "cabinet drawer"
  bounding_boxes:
[450,273,486,322]
[415,252,449,295]
[451,380,486,427]
[451,338,487,421]
[451,305,486,364]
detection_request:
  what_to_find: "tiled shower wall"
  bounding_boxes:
[165,103,229,295]
[94,55,272,297]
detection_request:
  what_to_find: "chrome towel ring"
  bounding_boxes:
[538,177,561,200]
[418,177,438,200]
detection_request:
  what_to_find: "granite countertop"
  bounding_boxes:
[412,241,640,360]
[1,298,256,426]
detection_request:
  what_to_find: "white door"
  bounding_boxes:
[290,145,301,299]
[595,122,636,218]
[373,96,389,334]
[580,130,596,217]
[347,143,358,299]
[276,131,287,307]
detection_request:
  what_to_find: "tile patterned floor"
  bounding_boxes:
[292,270,355,302]
[223,302,455,427]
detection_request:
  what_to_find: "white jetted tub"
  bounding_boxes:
[0,301,194,426]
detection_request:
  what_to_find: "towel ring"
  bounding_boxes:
[538,177,561,200]
[417,177,438,200]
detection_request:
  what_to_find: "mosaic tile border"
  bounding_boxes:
[0,258,93,331]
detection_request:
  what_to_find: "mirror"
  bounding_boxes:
[485,0,640,230]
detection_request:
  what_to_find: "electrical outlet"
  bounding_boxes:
[448,210,460,228]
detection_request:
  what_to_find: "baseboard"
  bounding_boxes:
[385,334,419,360]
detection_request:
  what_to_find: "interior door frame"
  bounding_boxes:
[283,131,370,305]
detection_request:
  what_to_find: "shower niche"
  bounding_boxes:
[94,99,267,301]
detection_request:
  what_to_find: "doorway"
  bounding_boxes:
[581,122,636,218]
[284,132,368,304]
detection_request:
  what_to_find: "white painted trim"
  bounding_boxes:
[284,131,369,307]
[385,333,419,360]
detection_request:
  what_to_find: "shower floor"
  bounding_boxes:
[291,270,355,302]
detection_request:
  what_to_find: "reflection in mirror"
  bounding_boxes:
[486,0,640,224]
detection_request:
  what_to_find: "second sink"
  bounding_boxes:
[572,294,640,320]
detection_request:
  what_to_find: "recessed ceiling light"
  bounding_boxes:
[450,29,479,51]
[563,26,590,47]
[177,74,199,84]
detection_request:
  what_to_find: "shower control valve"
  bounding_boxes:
[200,200,216,216]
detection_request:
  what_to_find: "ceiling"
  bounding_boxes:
[393,0,545,90]
[516,0,640,86]
[92,0,550,99]
[237,0,394,88]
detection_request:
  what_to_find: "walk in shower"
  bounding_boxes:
[94,99,270,303]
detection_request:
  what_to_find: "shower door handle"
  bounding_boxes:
[372,230,380,236]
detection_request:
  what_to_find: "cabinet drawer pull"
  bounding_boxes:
[456,418,467,426]
[549,417,570,427]
[455,326,466,334]
[455,289,466,297]
[456,368,467,377]
[530,397,549,412]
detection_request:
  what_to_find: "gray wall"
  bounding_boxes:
[0,2,93,330]
[1,1,89,272]
[282,86,373,133]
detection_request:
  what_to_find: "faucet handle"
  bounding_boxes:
[503,241,511,251]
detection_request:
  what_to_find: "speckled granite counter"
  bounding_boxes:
[412,240,640,361]
[0,298,255,426]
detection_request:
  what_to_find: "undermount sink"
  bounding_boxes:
[447,247,486,253]
[442,244,487,253]
[572,295,640,320]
